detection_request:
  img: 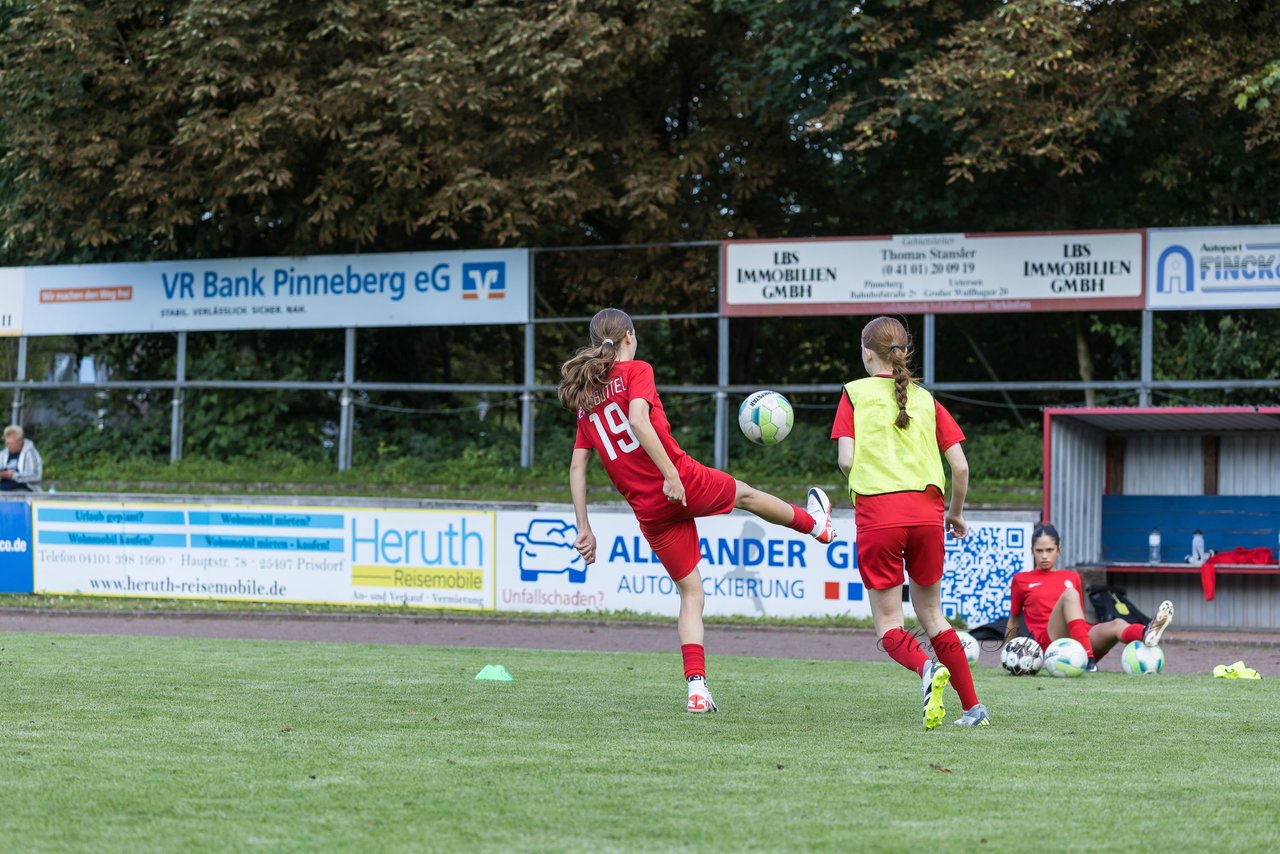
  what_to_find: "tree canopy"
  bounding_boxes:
[5,1,1279,260]
[1,0,822,266]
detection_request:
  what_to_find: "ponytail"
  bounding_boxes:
[888,344,912,429]
[862,316,916,429]
[559,340,619,413]
[557,308,633,413]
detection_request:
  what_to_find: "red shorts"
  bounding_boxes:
[637,462,737,581]
[856,525,944,590]
[1029,623,1091,651]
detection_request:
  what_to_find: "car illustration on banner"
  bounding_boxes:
[514,519,587,583]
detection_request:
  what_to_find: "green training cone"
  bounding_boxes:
[474,664,514,681]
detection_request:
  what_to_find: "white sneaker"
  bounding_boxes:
[807,487,836,544]
[1144,600,1174,647]
[687,678,718,714]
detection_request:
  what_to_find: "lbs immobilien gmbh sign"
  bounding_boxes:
[722,231,1144,316]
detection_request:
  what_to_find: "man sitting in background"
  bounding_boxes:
[0,425,42,493]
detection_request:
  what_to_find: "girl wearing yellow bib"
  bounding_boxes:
[829,316,989,729]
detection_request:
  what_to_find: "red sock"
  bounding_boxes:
[1121,622,1145,644]
[931,629,980,710]
[881,628,929,675]
[787,504,815,535]
[681,643,706,681]
[1067,619,1097,658]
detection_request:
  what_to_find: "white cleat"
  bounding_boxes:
[807,487,836,544]
[1144,600,1174,647]
[955,703,991,727]
[687,679,718,714]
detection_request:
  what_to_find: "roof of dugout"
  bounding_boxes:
[1045,406,1280,434]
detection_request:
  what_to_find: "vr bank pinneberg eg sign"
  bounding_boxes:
[0,248,530,335]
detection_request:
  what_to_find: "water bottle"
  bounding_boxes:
[1148,529,1162,564]
[1190,530,1206,564]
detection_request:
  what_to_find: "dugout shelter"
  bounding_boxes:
[1044,406,1280,630]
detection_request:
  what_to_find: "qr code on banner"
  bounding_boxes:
[941,524,1032,627]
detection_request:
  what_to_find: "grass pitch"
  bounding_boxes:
[2,632,1277,853]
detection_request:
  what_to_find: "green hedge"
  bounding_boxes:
[41,403,1044,497]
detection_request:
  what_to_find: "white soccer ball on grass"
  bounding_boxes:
[955,630,981,665]
[1042,638,1088,678]
[1121,640,1165,675]
[1001,637,1044,676]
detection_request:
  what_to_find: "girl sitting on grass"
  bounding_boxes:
[1006,521,1174,671]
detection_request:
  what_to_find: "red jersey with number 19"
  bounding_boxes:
[574,360,695,523]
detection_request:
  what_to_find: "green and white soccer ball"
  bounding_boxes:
[955,630,981,665]
[738,390,794,445]
[1121,640,1165,675]
[1042,637,1088,678]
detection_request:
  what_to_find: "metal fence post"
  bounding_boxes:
[1140,310,1153,407]
[521,251,537,468]
[715,314,729,471]
[170,331,186,463]
[923,313,936,387]
[11,336,27,427]
[338,327,356,471]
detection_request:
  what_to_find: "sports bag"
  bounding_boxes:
[1087,584,1150,625]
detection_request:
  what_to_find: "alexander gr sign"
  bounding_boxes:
[721,231,1145,316]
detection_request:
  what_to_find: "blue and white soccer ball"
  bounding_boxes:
[955,630,981,665]
[1121,640,1165,675]
[738,390,794,445]
[1001,637,1044,676]
[1042,638,1088,678]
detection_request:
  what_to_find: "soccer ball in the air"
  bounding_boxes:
[1001,637,1044,676]
[955,630,981,665]
[738,390,794,445]
[1121,640,1165,675]
[1042,638,1088,678]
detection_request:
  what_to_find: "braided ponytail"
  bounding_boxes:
[889,343,912,428]
[861,316,917,429]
